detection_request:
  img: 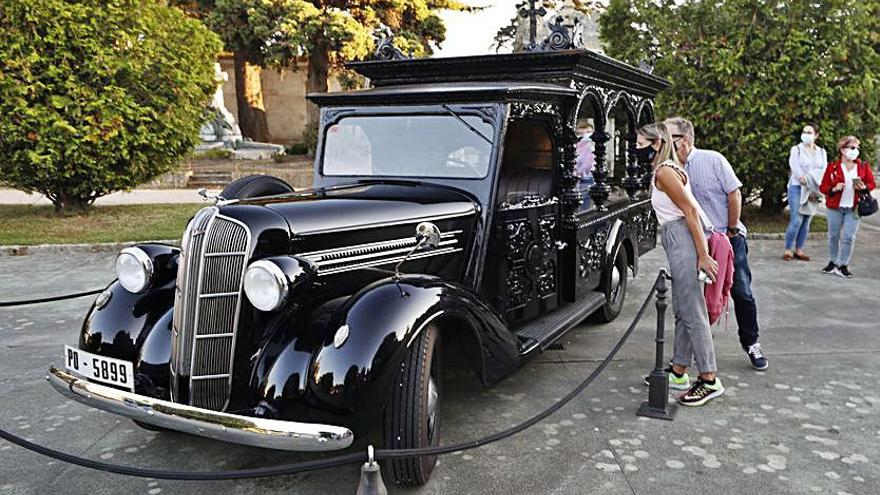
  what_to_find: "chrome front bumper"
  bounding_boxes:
[47,365,354,452]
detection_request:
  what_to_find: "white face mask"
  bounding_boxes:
[845,148,859,161]
[801,133,815,145]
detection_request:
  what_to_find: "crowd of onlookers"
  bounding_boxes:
[784,125,877,279]
[629,117,876,408]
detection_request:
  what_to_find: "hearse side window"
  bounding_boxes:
[322,114,495,179]
[574,117,596,212]
[497,120,554,202]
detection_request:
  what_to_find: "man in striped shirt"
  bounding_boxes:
[664,117,769,371]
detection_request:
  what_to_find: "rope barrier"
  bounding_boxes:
[0,289,104,307]
[0,271,666,482]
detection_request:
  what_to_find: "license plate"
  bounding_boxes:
[64,346,134,391]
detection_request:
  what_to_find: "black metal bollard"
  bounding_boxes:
[355,446,388,495]
[637,269,676,420]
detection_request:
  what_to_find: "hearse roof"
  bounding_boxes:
[306,81,578,106]
[375,50,664,92]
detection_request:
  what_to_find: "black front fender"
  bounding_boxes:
[79,244,178,396]
[306,275,520,428]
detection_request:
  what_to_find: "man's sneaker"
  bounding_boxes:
[643,367,690,390]
[745,343,769,370]
[837,265,853,278]
[821,261,837,275]
[678,377,724,407]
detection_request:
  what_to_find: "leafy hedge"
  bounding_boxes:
[0,0,221,212]
[600,0,880,210]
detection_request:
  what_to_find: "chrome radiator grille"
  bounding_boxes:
[171,207,251,411]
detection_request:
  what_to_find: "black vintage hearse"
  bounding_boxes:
[49,37,668,487]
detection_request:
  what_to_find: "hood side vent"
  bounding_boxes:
[300,230,463,276]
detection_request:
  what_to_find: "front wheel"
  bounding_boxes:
[595,246,628,322]
[383,324,442,487]
[132,420,170,433]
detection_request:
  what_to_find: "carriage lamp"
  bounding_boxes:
[243,256,315,312]
[115,247,155,293]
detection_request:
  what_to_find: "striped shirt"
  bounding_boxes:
[684,147,747,235]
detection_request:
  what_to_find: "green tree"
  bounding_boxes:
[171,0,275,142]
[0,0,221,214]
[600,0,880,211]
[204,0,473,148]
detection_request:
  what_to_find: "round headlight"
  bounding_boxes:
[115,247,154,293]
[243,260,289,311]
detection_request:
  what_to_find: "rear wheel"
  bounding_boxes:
[595,246,628,323]
[383,324,442,487]
[220,174,293,200]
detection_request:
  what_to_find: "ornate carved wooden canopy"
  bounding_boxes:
[347,49,668,99]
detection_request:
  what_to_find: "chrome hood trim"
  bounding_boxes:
[48,366,354,452]
[300,230,464,276]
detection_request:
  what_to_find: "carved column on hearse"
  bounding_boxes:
[623,121,641,200]
[558,108,581,302]
[588,127,611,210]
[636,98,656,190]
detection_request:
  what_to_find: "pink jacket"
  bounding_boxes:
[705,232,734,325]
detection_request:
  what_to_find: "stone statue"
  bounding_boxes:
[200,63,243,145]
[196,63,284,159]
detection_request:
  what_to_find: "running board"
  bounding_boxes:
[515,292,607,356]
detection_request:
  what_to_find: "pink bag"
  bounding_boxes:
[704,231,734,326]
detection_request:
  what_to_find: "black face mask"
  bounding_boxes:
[635,145,656,164]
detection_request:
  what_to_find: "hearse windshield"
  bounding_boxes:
[322,112,495,179]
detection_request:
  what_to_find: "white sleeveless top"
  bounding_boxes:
[651,161,695,226]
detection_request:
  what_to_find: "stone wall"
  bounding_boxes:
[218,56,342,145]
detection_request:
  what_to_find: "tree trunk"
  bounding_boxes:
[306,39,331,148]
[760,187,783,214]
[232,50,272,143]
[54,193,91,216]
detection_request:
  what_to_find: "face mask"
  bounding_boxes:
[801,133,815,145]
[845,148,859,161]
[635,145,656,164]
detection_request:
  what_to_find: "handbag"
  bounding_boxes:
[858,190,878,217]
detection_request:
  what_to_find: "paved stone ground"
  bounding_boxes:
[1,231,879,494]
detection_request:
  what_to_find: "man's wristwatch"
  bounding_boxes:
[726,226,740,236]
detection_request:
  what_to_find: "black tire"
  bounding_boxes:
[595,246,628,323]
[383,324,442,487]
[132,420,170,432]
[220,175,293,200]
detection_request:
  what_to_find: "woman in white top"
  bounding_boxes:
[636,122,722,408]
[784,124,827,261]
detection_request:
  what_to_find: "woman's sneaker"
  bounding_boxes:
[678,377,724,407]
[821,261,837,275]
[837,265,853,278]
[643,367,690,390]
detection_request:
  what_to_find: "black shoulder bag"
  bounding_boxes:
[858,190,878,217]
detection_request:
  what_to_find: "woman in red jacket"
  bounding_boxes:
[819,136,877,278]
